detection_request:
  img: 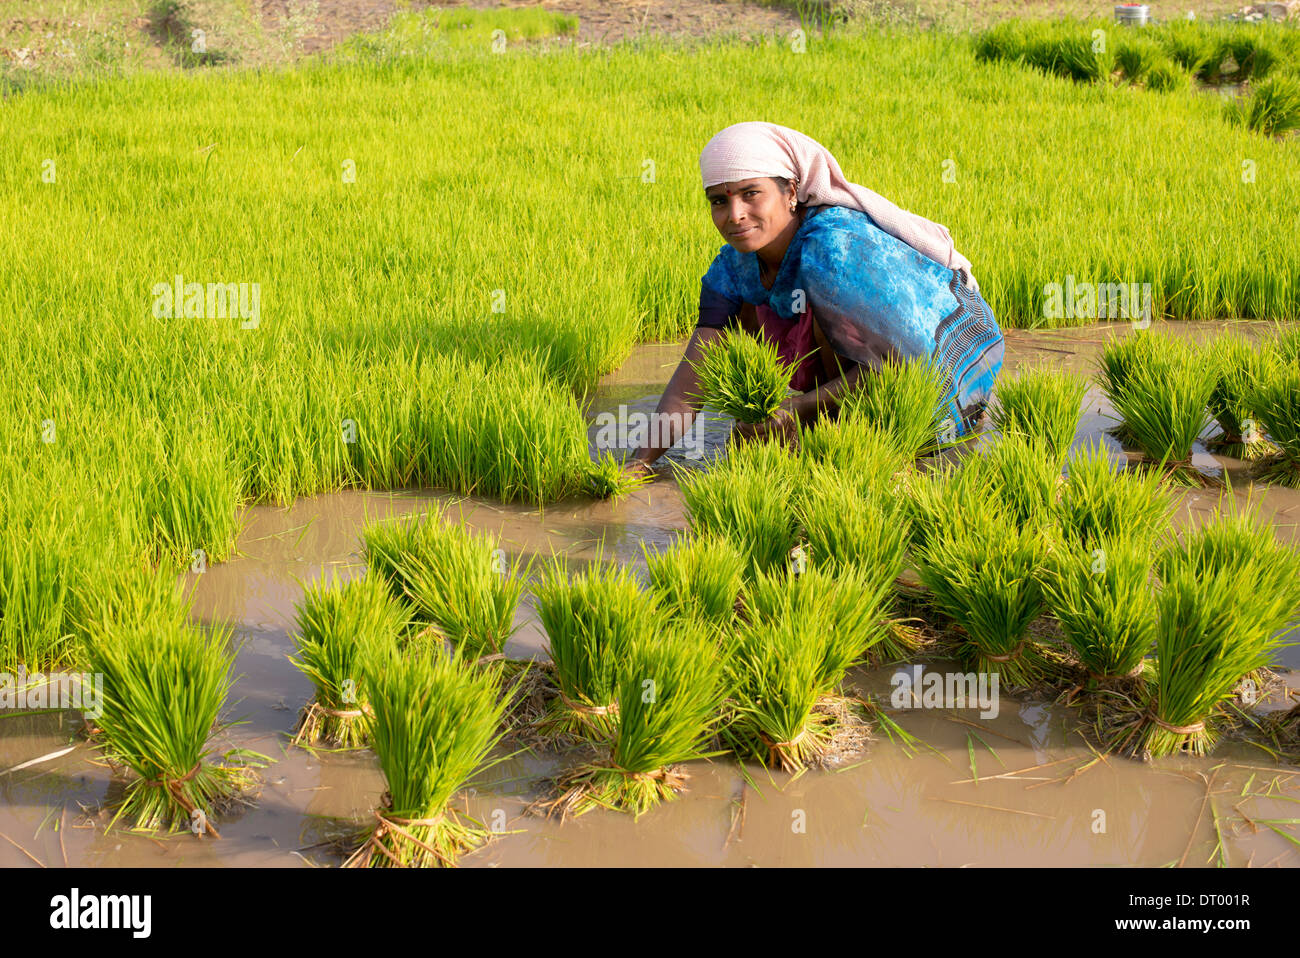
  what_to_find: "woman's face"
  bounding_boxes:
[706,178,796,253]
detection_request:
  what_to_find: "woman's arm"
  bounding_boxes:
[624,325,726,474]
[732,358,863,445]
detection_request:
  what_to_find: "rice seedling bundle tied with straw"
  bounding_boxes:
[87,617,266,836]
[688,327,799,425]
[544,622,726,821]
[990,365,1088,466]
[1097,332,1215,485]
[1055,443,1174,548]
[1120,511,1300,759]
[838,356,950,461]
[1206,335,1274,460]
[1247,345,1300,487]
[643,533,745,630]
[288,574,410,749]
[533,556,655,741]
[345,645,509,867]
[362,507,528,661]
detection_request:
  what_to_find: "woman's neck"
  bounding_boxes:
[757,206,807,289]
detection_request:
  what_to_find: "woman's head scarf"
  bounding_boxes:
[699,121,976,290]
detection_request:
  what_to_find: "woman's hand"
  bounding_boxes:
[621,458,657,483]
[729,400,799,450]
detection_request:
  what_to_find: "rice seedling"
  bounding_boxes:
[1206,335,1274,459]
[1097,333,1215,485]
[1248,350,1300,487]
[1225,75,1300,137]
[1210,29,1281,84]
[1266,323,1300,366]
[642,534,744,629]
[583,450,651,500]
[1041,533,1157,684]
[960,432,1064,532]
[1155,21,1217,78]
[139,426,243,570]
[85,616,265,835]
[743,565,891,689]
[532,555,656,741]
[361,507,529,658]
[839,356,951,460]
[544,621,726,821]
[989,366,1087,465]
[1115,36,1168,85]
[344,644,509,867]
[1118,508,1300,758]
[288,574,410,749]
[913,503,1056,688]
[1055,443,1174,548]
[676,438,800,579]
[1143,59,1190,94]
[688,327,800,425]
[796,415,909,492]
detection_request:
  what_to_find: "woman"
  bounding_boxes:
[622,121,1003,477]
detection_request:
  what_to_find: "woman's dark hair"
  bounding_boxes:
[769,176,802,209]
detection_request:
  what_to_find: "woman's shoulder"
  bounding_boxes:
[800,204,879,239]
[701,242,748,299]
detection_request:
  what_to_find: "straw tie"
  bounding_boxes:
[347,809,452,868]
[144,763,221,838]
[1145,704,1205,736]
[985,641,1026,663]
[558,691,619,717]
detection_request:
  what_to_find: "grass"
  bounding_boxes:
[288,573,410,749]
[345,644,509,867]
[532,555,656,741]
[545,621,726,821]
[676,439,800,579]
[85,614,265,835]
[989,365,1087,465]
[1097,332,1215,484]
[1041,533,1157,682]
[689,327,800,425]
[839,357,950,459]
[1055,442,1174,547]
[643,533,745,629]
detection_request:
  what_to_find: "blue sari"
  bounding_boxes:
[698,204,1003,436]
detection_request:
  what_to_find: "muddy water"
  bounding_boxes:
[2,321,1298,868]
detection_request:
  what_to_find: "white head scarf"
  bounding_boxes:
[700,121,977,290]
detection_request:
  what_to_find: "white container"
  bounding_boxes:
[1114,4,1150,24]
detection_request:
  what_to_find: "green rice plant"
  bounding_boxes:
[1225,74,1300,136]
[288,574,410,749]
[1095,331,1161,447]
[1124,508,1300,758]
[1206,335,1274,459]
[1056,443,1174,548]
[643,534,744,629]
[676,439,800,579]
[989,366,1087,465]
[139,426,243,570]
[963,432,1064,531]
[1211,29,1281,84]
[1023,27,1114,84]
[345,645,509,867]
[1265,323,1300,366]
[797,415,909,493]
[533,555,656,740]
[913,504,1055,688]
[546,622,726,820]
[582,450,651,500]
[743,565,890,689]
[85,616,265,835]
[839,356,949,460]
[1115,36,1167,85]
[1143,59,1190,94]
[688,327,799,425]
[1155,21,1217,78]
[1097,333,1214,485]
[1247,358,1300,486]
[1041,534,1157,683]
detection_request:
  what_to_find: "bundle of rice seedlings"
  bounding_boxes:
[1143,59,1190,93]
[989,366,1087,465]
[1095,332,1160,445]
[1211,30,1280,84]
[1155,21,1216,78]
[543,622,726,821]
[1266,323,1300,366]
[1206,335,1274,459]
[344,646,508,867]
[643,533,744,629]
[1056,443,1174,547]
[1226,74,1300,136]
[676,438,800,579]
[582,450,651,500]
[1115,35,1167,84]
[1248,357,1300,487]
[795,465,916,662]
[362,507,528,659]
[838,356,949,460]
[797,415,909,491]
[688,327,799,425]
[1119,510,1300,758]
[913,504,1055,688]
[533,556,655,741]
[1041,534,1157,684]
[288,574,410,749]
[1097,333,1215,485]
[743,565,891,688]
[86,617,265,835]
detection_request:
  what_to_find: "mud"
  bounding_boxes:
[1,320,1297,868]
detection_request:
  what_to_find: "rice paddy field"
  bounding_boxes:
[3,2,1300,875]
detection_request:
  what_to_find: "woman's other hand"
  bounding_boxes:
[729,400,799,450]
[621,458,656,483]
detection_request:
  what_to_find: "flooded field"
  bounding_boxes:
[1,321,1297,868]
